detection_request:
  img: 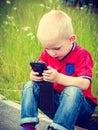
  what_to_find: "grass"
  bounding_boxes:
[0,0,98,112]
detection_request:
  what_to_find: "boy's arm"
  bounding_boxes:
[57,73,90,90]
[43,66,90,90]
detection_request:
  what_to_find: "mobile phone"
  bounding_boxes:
[30,61,54,113]
[30,61,47,76]
[39,81,54,113]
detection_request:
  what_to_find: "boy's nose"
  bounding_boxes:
[49,51,56,57]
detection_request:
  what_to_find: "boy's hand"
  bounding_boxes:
[30,69,43,82]
[43,66,59,82]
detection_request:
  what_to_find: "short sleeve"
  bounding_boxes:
[76,49,93,81]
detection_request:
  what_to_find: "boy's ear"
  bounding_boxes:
[69,35,76,42]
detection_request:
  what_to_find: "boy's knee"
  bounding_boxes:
[22,80,34,90]
[62,86,83,98]
[22,81,40,96]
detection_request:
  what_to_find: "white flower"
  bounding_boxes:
[6,0,11,4]
[13,7,17,10]
[27,32,33,37]
[4,21,8,25]
[40,4,45,7]
[22,26,31,31]
[7,15,14,21]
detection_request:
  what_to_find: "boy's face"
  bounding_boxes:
[41,39,72,60]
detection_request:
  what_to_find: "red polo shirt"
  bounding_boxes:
[38,43,97,104]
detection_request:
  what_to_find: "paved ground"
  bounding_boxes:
[0,94,86,130]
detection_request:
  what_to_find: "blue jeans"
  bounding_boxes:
[20,81,96,130]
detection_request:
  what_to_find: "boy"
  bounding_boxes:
[20,10,97,130]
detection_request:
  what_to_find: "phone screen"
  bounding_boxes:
[30,61,47,76]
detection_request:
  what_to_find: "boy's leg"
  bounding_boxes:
[20,81,40,129]
[48,86,95,130]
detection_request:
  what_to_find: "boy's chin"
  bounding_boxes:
[55,56,63,60]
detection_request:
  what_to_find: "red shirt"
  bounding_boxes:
[38,43,97,104]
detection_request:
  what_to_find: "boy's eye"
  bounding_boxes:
[53,47,61,50]
[46,47,61,50]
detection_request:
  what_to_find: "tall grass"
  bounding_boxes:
[0,0,98,106]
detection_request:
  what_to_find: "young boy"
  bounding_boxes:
[20,10,97,130]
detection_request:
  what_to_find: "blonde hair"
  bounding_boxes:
[37,10,73,43]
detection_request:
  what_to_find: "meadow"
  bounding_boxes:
[0,0,98,111]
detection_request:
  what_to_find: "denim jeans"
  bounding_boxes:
[20,81,96,130]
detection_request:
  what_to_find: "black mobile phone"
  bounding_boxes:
[30,61,47,76]
[30,61,54,113]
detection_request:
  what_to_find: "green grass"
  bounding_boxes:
[0,0,98,111]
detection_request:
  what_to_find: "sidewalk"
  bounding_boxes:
[0,94,85,130]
